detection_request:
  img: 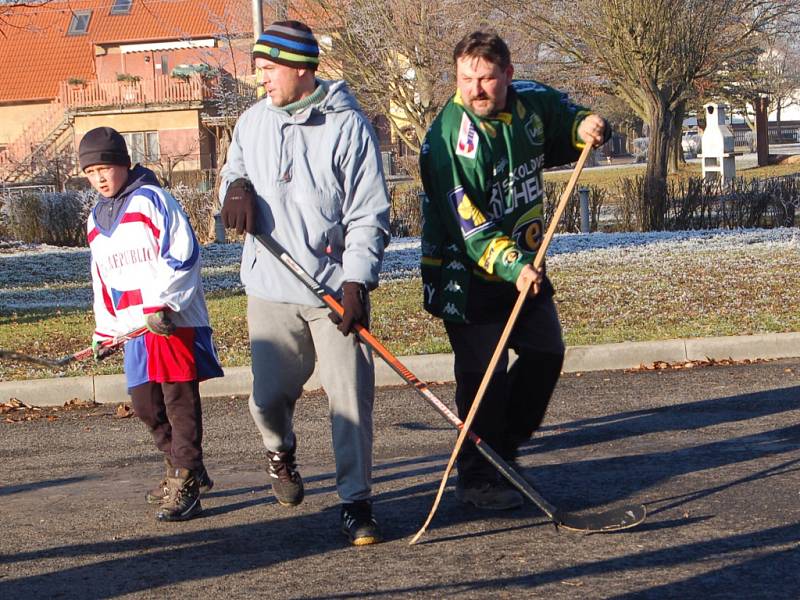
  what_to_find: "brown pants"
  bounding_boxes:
[129,380,204,471]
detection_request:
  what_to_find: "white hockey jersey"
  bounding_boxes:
[88,173,209,338]
[87,166,222,388]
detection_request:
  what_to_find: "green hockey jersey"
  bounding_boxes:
[419,80,591,323]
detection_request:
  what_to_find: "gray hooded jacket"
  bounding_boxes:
[219,79,391,306]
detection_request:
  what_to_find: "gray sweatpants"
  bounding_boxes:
[247,295,375,503]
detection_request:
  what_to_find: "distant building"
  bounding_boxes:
[0,0,254,185]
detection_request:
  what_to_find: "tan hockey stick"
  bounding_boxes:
[410,142,594,544]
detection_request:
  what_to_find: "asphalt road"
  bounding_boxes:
[2,359,799,599]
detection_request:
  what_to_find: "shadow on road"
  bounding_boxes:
[290,521,800,599]
[0,475,94,497]
[2,383,799,597]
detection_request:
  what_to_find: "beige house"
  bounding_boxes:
[0,0,254,186]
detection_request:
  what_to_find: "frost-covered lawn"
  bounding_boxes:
[1,227,799,381]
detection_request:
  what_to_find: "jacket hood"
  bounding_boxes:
[114,164,161,198]
[316,79,361,114]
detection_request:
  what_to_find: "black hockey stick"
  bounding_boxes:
[0,326,148,367]
[254,232,646,536]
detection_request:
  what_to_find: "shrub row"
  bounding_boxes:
[2,174,797,246]
[0,186,218,246]
[615,174,799,231]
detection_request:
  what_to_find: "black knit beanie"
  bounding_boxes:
[253,20,320,70]
[79,127,131,171]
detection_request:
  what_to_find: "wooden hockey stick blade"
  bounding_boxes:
[253,231,646,538]
[413,143,595,542]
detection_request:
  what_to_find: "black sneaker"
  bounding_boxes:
[341,500,383,546]
[156,468,202,522]
[267,449,304,507]
[146,462,213,504]
[455,478,524,511]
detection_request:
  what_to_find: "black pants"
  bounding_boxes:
[445,294,565,484]
[129,380,204,471]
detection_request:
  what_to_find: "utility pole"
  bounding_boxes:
[252,0,264,98]
[252,0,263,40]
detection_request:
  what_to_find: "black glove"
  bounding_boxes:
[146,310,177,337]
[328,282,368,336]
[221,178,257,235]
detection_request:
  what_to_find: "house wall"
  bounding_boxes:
[0,102,51,146]
[95,43,252,82]
[73,109,205,171]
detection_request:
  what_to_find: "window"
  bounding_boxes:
[121,131,160,164]
[160,55,169,74]
[67,10,92,35]
[110,0,133,15]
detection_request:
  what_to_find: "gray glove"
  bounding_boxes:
[146,310,176,337]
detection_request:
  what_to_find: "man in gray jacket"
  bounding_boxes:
[219,20,391,546]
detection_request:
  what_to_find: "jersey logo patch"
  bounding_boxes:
[111,287,143,310]
[448,186,493,238]
[478,236,514,274]
[525,113,545,147]
[456,113,479,159]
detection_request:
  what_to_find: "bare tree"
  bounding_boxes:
[708,33,800,143]
[311,0,492,154]
[0,1,54,37]
[498,0,799,229]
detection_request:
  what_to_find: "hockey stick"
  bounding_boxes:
[0,326,148,367]
[254,231,646,538]
[413,143,603,543]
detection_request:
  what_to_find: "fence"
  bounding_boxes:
[0,184,56,198]
[733,125,800,149]
[59,75,210,109]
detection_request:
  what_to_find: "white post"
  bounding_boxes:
[252,0,263,40]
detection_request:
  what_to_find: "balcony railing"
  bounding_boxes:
[58,74,212,109]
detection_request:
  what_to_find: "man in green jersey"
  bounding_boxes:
[419,30,609,510]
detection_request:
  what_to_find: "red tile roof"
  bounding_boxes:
[0,0,251,103]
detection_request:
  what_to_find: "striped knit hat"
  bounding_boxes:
[253,20,320,70]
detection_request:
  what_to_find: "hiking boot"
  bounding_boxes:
[196,464,214,494]
[145,477,169,505]
[156,468,202,522]
[455,478,524,510]
[267,449,304,507]
[145,461,213,504]
[341,500,383,546]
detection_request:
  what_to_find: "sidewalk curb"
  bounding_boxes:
[3,332,799,407]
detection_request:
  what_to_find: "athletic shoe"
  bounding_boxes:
[341,500,383,546]
[267,449,304,507]
[156,468,202,522]
[455,478,524,510]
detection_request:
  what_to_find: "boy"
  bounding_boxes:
[80,126,223,521]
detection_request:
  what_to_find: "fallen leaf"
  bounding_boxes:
[63,398,99,410]
[115,404,134,419]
